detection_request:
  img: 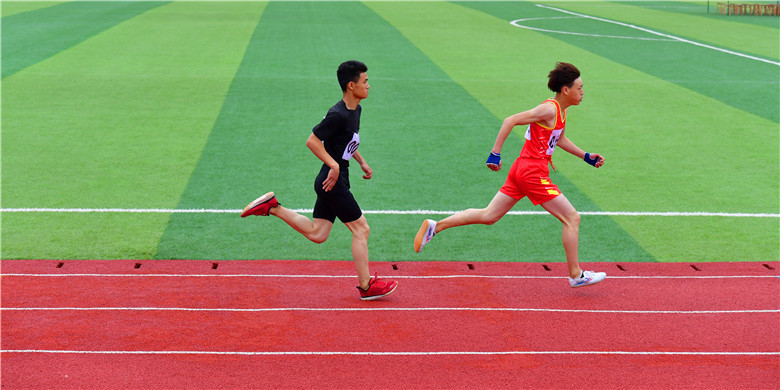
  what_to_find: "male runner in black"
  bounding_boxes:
[242,60,397,300]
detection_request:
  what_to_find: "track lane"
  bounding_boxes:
[2,260,779,311]
[2,352,777,389]
[2,309,778,353]
[2,260,778,389]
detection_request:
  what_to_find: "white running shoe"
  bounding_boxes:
[414,219,437,253]
[569,270,606,288]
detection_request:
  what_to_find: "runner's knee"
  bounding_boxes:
[346,218,370,241]
[562,211,580,229]
[353,222,370,240]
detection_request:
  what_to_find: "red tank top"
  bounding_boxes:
[519,99,566,162]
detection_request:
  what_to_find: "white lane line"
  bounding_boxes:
[2,307,777,314]
[1,208,778,218]
[2,273,777,279]
[1,349,777,356]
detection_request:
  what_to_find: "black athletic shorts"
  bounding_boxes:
[312,165,363,223]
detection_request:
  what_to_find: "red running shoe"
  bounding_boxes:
[240,192,279,217]
[357,273,398,301]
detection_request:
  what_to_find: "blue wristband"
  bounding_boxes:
[486,152,501,167]
[583,152,598,167]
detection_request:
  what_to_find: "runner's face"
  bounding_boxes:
[351,73,369,99]
[563,77,583,105]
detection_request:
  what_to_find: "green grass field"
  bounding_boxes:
[2,1,778,264]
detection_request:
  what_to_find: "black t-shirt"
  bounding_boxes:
[312,100,361,171]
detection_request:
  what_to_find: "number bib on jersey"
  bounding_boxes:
[525,126,563,156]
[546,129,563,155]
[342,132,360,161]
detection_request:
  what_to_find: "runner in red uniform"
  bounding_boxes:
[501,98,567,205]
[414,62,607,288]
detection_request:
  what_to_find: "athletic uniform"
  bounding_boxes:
[500,98,565,205]
[311,100,363,223]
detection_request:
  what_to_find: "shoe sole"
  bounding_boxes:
[360,283,398,301]
[240,192,275,217]
[413,220,431,253]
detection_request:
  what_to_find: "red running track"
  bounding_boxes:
[1,259,778,389]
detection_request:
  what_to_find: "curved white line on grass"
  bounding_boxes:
[2,349,777,356]
[1,208,778,218]
[510,16,676,41]
[531,4,780,66]
[3,307,777,314]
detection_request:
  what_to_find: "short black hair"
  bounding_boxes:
[337,60,368,92]
[547,62,580,93]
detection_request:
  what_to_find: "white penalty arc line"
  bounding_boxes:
[1,208,777,218]
[530,4,780,66]
[1,349,777,356]
[510,16,677,41]
[2,307,777,314]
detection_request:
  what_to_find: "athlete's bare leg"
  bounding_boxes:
[540,194,582,279]
[344,215,371,289]
[269,206,333,244]
[435,191,518,233]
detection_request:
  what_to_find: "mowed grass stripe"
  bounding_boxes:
[0,1,69,17]
[152,1,653,262]
[155,1,516,261]
[1,2,266,259]
[464,1,778,123]
[455,1,779,212]
[1,1,169,78]
[365,1,654,262]
[367,2,777,262]
[566,1,779,60]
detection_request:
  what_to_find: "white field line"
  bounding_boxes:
[1,273,778,279]
[532,4,780,66]
[510,16,677,41]
[1,208,778,218]
[2,307,777,314]
[1,349,777,356]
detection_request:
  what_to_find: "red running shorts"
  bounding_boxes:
[499,157,561,206]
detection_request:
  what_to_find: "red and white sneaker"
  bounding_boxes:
[240,192,279,217]
[357,273,398,301]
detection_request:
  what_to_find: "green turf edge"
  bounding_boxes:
[0,213,169,260]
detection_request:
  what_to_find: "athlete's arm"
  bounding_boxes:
[556,134,584,158]
[306,133,340,191]
[490,103,556,155]
[352,151,372,180]
[557,134,605,168]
